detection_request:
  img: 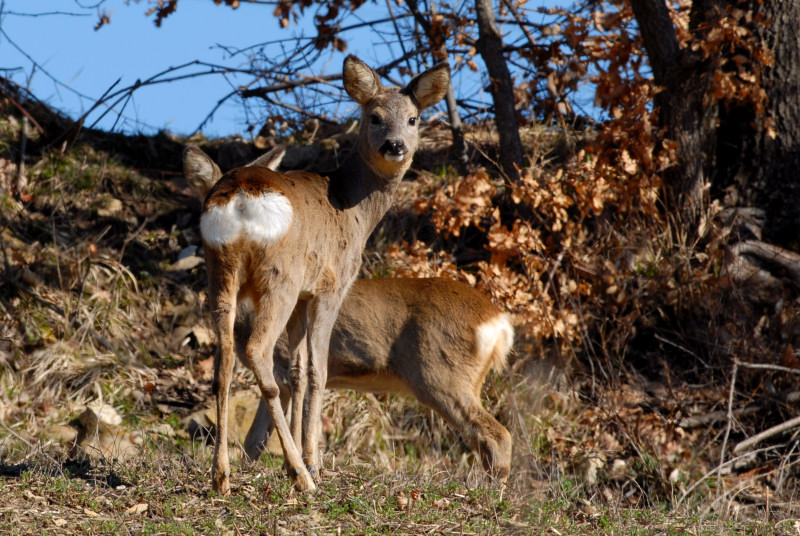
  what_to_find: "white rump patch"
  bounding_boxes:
[200,191,293,247]
[475,314,514,372]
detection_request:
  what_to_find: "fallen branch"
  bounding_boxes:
[733,415,800,455]
[730,240,800,286]
[677,445,779,506]
[679,404,763,429]
[735,360,800,376]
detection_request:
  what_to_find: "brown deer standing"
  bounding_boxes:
[185,147,513,481]
[241,277,514,481]
[184,55,450,493]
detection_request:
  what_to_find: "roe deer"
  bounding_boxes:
[241,277,514,481]
[184,147,512,480]
[183,55,450,493]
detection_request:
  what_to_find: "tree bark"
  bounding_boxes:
[631,0,724,226]
[474,0,524,182]
[443,84,469,169]
[631,0,800,244]
[719,0,800,245]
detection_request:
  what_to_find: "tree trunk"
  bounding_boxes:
[474,0,523,182]
[631,0,800,244]
[717,1,800,245]
[405,0,469,171]
[631,0,723,226]
[444,84,469,170]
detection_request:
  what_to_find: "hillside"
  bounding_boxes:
[0,77,796,534]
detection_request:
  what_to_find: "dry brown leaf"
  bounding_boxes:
[125,503,148,515]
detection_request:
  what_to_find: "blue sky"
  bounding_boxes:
[1,0,307,136]
[0,0,564,138]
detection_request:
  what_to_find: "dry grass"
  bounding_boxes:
[0,79,797,534]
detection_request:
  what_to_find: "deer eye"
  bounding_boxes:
[409,117,418,127]
[370,114,381,125]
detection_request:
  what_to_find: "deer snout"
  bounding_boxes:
[381,140,408,162]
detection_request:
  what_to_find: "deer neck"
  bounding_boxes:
[329,149,408,234]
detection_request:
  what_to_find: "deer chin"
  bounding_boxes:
[383,153,406,163]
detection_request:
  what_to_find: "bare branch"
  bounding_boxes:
[2,10,91,17]
[241,49,422,104]
[500,0,537,51]
[733,415,800,455]
[735,360,800,376]
[239,74,343,99]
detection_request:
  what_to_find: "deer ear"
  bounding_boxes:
[183,145,222,198]
[343,55,382,105]
[405,62,450,110]
[246,145,286,171]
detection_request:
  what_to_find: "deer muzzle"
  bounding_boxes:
[381,140,408,162]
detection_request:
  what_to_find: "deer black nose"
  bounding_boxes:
[383,140,407,156]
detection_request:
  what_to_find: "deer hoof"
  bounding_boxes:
[212,473,231,496]
[307,465,323,483]
[293,469,317,492]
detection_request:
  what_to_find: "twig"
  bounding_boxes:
[734,359,800,376]
[717,360,739,498]
[677,445,779,506]
[260,95,337,125]
[0,420,34,449]
[733,415,800,455]
[653,333,709,367]
[51,77,121,147]
[1,9,90,17]
[196,88,256,134]
[2,91,45,135]
[386,0,414,73]
[16,115,28,195]
[501,0,538,50]
[678,404,763,429]
[234,74,343,100]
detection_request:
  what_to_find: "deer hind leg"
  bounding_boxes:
[302,295,340,476]
[243,384,290,463]
[211,292,237,495]
[285,302,309,449]
[247,294,315,491]
[423,391,512,483]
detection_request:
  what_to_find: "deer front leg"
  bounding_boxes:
[302,295,339,476]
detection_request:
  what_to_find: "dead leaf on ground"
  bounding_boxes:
[194,355,215,381]
[125,503,148,515]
